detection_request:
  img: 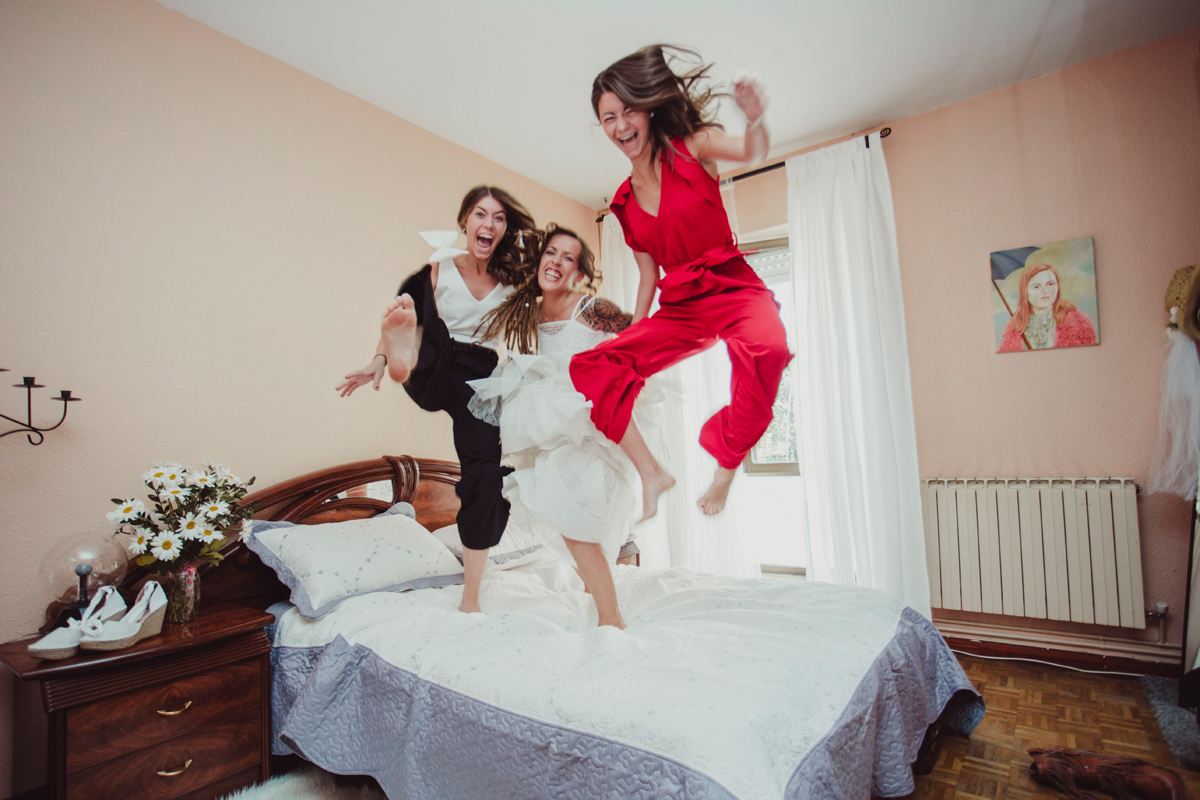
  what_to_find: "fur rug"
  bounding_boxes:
[219,769,387,800]
[1143,675,1200,771]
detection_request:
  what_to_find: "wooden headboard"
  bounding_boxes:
[239,455,460,531]
[109,455,462,617]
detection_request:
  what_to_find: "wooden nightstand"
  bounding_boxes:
[0,601,273,800]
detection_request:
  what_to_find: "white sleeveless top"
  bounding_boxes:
[434,258,514,344]
[538,296,612,356]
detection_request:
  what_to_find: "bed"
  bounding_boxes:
[188,454,984,799]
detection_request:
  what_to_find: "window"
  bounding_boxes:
[742,242,799,476]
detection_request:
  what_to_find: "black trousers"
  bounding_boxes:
[400,266,510,551]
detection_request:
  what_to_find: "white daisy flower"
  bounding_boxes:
[127,528,153,555]
[189,472,215,488]
[142,466,173,486]
[213,465,244,485]
[159,484,191,502]
[151,532,182,561]
[106,499,145,525]
[159,468,184,486]
[197,523,226,545]
[177,513,204,540]
[200,499,229,518]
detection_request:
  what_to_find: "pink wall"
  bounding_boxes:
[0,0,593,794]
[885,29,1200,643]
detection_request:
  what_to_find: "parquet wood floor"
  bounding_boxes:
[907,654,1200,799]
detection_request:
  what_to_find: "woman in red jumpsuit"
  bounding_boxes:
[572,46,793,519]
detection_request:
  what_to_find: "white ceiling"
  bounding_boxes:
[157,0,1200,209]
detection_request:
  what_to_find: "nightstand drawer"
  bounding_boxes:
[66,659,262,773]
[65,711,262,800]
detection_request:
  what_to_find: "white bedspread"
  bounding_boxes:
[274,561,909,799]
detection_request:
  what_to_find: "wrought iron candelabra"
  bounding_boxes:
[1,368,80,445]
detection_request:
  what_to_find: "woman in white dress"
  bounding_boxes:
[470,224,657,629]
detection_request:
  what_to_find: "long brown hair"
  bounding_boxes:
[456,186,537,286]
[591,45,724,164]
[478,224,598,354]
[1009,263,1077,335]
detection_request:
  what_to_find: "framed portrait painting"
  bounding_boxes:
[990,236,1099,353]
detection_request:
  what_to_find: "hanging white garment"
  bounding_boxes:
[1148,328,1200,501]
[786,132,931,617]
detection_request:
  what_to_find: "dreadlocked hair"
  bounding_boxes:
[477,224,599,355]
[591,45,725,166]
[456,186,538,287]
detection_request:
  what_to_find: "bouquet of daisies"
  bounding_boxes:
[108,462,256,575]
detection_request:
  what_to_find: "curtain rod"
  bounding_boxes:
[730,126,892,183]
[594,127,892,219]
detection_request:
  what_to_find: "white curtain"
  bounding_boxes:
[786,132,930,617]
[596,215,752,577]
[597,215,638,312]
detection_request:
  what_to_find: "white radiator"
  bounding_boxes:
[922,478,1145,629]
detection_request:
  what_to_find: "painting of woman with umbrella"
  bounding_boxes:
[991,237,1099,352]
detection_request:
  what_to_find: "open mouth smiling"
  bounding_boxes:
[476,233,494,249]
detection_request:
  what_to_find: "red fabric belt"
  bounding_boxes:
[656,243,744,291]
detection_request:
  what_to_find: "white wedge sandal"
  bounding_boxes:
[80,581,167,652]
[27,585,128,660]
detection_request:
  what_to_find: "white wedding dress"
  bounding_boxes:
[468,296,667,566]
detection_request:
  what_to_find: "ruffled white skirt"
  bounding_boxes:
[468,353,668,566]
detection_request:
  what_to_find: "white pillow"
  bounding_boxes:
[431,523,548,570]
[245,514,464,618]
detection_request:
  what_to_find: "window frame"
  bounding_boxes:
[741,240,800,477]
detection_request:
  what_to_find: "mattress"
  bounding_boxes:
[269,561,983,799]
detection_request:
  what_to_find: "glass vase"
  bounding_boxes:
[165,562,201,623]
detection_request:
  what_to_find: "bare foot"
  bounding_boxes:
[598,615,627,630]
[698,467,736,515]
[458,598,481,614]
[639,470,676,522]
[381,294,420,383]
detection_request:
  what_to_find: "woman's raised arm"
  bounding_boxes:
[336,348,386,396]
[687,72,770,167]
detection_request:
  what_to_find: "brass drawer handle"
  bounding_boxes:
[156,759,192,777]
[156,700,193,716]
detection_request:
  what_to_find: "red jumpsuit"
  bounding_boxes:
[570,139,793,469]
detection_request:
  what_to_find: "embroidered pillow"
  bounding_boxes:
[245,513,463,618]
[431,523,548,570]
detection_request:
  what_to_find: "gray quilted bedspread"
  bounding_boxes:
[270,605,983,799]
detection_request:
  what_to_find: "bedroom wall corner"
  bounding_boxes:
[0,0,594,792]
[0,674,9,799]
[883,27,1200,648]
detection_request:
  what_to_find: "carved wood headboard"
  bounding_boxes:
[113,455,462,616]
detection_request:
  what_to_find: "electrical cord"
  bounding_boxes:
[950,647,1152,678]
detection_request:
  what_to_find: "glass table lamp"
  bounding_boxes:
[40,533,128,628]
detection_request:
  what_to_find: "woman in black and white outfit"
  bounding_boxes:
[338,186,537,614]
